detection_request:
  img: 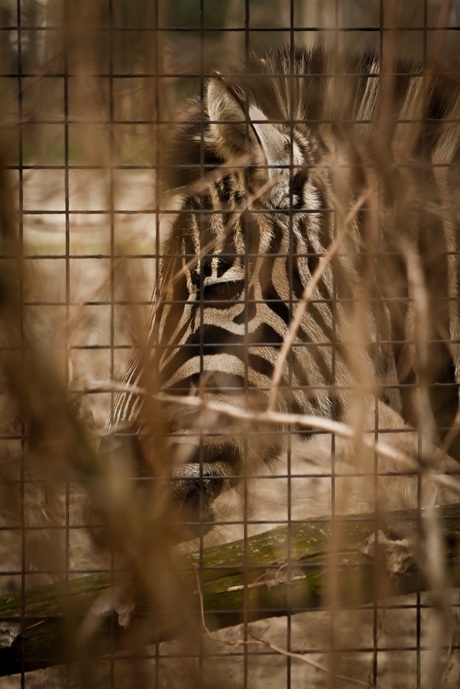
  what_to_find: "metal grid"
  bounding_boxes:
[0,2,460,688]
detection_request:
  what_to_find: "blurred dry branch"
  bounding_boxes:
[0,2,459,688]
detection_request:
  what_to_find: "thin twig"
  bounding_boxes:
[247,633,373,689]
[195,553,376,688]
[401,238,454,689]
[267,187,372,411]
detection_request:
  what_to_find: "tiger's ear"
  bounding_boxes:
[207,76,286,173]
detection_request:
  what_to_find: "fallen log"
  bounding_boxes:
[1,503,460,676]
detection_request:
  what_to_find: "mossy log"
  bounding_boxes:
[1,503,460,676]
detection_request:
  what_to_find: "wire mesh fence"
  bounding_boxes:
[0,1,460,688]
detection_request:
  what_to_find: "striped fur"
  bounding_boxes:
[109,45,460,535]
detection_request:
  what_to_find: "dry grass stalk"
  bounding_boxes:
[0,3,459,689]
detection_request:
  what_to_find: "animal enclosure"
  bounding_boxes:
[0,2,460,688]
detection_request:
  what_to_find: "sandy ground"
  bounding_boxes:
[0,169,157,687]
[19,168,158,421]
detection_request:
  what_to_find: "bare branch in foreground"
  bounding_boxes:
[89,382,460,497]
